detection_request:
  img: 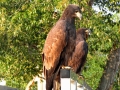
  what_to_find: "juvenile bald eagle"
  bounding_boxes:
[42,4,82,90]
[68,28,91,74]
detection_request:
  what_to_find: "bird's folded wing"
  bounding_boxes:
[43,20,67,71]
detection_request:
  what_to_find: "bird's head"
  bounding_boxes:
[85,29,91,39]
[77,28,91,40]
[70,4,82,20]
[61,4,82,20]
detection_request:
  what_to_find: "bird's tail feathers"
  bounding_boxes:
[46,74,55,90]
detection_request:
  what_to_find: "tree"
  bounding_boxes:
[97,48,120,90]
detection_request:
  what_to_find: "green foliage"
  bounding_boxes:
[82,52,107,89]
[0,0,119,89]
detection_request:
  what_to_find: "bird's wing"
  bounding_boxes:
[68,41,88,73]
[43,20,67,73]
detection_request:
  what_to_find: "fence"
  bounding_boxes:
[60,67,92,90]
[34,67,92,90]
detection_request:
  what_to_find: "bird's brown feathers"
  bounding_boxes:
[42,4,82,90]
[43,20,67,75]
[68,28,89,74]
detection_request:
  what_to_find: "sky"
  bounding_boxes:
[92,5,120,22]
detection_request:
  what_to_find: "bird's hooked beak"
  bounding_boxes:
[85,29,91,35]
[75,11,82,20]
[85,29,91,40]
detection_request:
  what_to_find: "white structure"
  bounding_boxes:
[34,68,91,90]
[34,73,46,90]
[0,79,17,90]
[60,68,91,90]
[0,79,6,86]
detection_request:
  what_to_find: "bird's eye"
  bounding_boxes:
[75,10,78,13]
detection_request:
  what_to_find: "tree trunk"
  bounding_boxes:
[97,48,120,90]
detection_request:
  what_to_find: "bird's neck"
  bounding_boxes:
[60,16,75,24]
[68,18,75,24]
[76,34,85,41]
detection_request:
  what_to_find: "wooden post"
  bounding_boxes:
[60,68,71,90]
[60,67,92,90]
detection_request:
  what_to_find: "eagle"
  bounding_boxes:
[42,4,82,90]
[68,28,91,74]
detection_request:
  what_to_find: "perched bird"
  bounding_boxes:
[68,28,91,74]
[42,4,82,90]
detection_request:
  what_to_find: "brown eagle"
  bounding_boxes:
[42,4,82,90]
[68,28,91,74]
